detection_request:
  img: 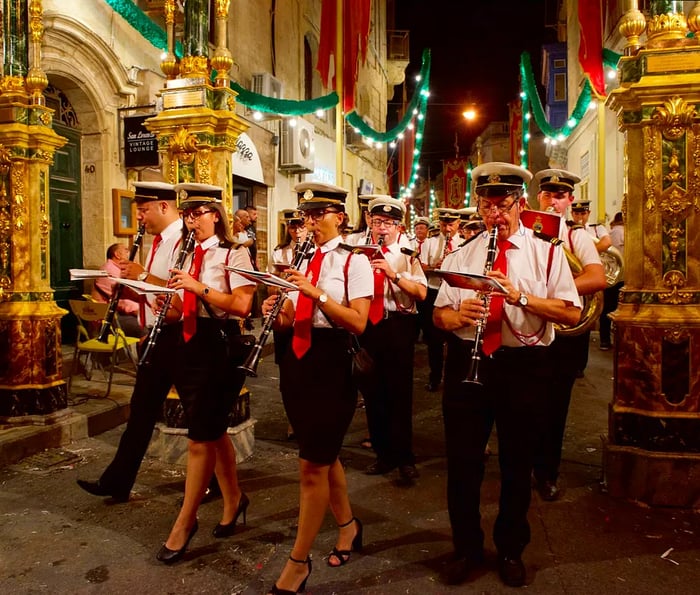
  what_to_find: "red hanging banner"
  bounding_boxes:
[578,0,606,98]
[317,0,372,112]
[443,159,467,209]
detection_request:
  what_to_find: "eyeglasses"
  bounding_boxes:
[300,208,339,222]
[478,199,518,216]
[183,209,215,220]
[370,218,399,228]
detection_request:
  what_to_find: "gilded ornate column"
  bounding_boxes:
[605,2,700,507]
[0,0,68,418]
[145,0,247,216]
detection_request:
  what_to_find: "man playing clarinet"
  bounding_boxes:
[433,162,581,588]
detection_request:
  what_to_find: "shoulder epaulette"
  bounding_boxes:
[565,220,585,231]
[533,230,563,246]
[219,239,234,249]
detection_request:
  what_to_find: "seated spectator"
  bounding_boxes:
[91,243,146,338]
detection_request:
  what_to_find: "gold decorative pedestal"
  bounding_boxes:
[606,44,700,508]
[0,107,68,418]
[144,79,248,213]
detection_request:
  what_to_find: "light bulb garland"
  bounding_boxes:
[106,0,431,198]
[519,49,621,165]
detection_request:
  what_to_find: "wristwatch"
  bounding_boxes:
[394,272,403,283]
[137,271,148,282]
[517,293,529,308]
[318,293,328,305]
[202,286,211,297]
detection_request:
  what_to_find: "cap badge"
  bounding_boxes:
[533,215,544,233]
[550,174,560,183]
[383,205,392,213]
[488,173,501,183]
[303,189,314,200]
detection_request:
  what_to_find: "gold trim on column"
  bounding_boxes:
[643,127,658,211]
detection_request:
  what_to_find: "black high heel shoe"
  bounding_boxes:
[269,555,312,594]
[327,517,363,567]
[212,492,249,538]
[156,520,198,565]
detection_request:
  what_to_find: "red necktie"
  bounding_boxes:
[182,245,204,342]
[368,246,389,324]
[139,234,162,327]
[446,236,453,253]
[292,249,326,358]
[482,240,511,356]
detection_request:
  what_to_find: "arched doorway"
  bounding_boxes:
[46,84,82,342]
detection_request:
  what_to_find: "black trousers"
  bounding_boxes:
[599,282,623,345]
[442,335,549,558]
[418,287,448,385]
[532,334,579,483]
[100,323,181,493]
[358,313,417,467]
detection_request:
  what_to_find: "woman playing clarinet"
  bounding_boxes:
[262,182,373,594]
[155,183,255,564]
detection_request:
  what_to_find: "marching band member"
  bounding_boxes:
[419,208,461,392]
[433,162,581,587]
[344,194,372,245]
[262,182,373,594]
[156,183,255,564]
[77,181,183,502]
[532,170,606,502]
[411,216,431,254]
[358,196,427,481]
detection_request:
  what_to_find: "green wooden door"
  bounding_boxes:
[50,123,82,342]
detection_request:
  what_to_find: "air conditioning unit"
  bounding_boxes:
[279,119,315,173]
[345,122,371,152]
[251,72,283,98]
[246,73,284,121]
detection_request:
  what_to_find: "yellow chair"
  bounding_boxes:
[67,299,139,397]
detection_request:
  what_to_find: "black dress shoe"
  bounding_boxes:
[537,480,561,501]
[398,464,419,481]
[156,521,198,565]
[364,460,396,475]
[76,479,129,503]
[497,555,526,587]
[441,551,484,585]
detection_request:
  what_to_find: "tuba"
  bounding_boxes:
[520,208,603,337]
[553,246,604,337]
[593,237,624,286]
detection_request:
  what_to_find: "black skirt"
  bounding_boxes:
[174,318,245,442]
[280,328,355,465]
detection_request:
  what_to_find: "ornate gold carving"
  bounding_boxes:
[667,224,683,263]
[29,0,44,43]
[11,163,26,232]
[653,97,696,140]
[215,0,231,18]
[164,0,176,24]
[659,270,693,304]
[180,55,209,78]
[643,127,658,211]
[169,127,198,166]
[0,76,26,93]
[690,2,700,34]
[160,53,179,79]
[647,12,688,45]
[664,325,689,344]
[0,275,10,302]
[196,150,211,184]
[619,5,647,54]
[659,148,699,220]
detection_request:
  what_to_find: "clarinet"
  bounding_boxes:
[463,225,499,386]
[97,224,146,342]
[138,230,196,366]
[238,236,314,377]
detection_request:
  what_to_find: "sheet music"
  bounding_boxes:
[224,266,298,291]
[69,268,109,280]
[434,270,507,294]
